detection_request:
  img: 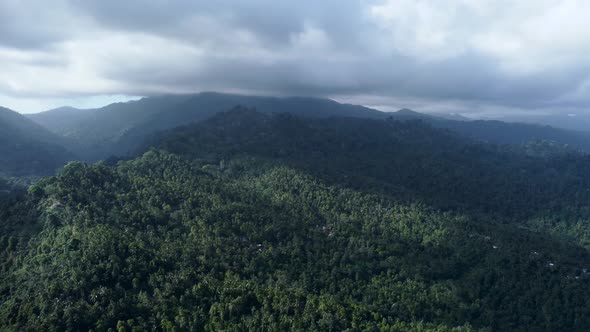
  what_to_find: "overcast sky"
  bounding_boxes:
[2,0,590,117]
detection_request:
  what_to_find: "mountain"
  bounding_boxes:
[29,93,590,162]
[392,108,434,120]
[496,113,590,132]
[152,108,590,223]
[428,119,590,152]
[3,109,590,330]
[425,111,590,135]
[0,106,75,176]
[26,106,94,135]
[27,93,386,160]
[379,109,590,152]
[435,112,471,121]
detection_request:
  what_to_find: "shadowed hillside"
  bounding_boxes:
[0,107,74,176]
[27,93,590,162]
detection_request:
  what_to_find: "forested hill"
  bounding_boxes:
[25,106,94,135]
[26,92,590,161]
[153,108,590,239]
[26,93,384,160]
[0,106,74,176]
[27,93,384,140]
[3,107,590,330]
[431,119,590,152]
[2,149,590,331]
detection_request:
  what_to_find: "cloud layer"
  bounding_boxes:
[1,0,590,116]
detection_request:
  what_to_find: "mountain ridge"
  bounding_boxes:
[0,106,75,176]
[3,107,590,330]
[22,92,590,162]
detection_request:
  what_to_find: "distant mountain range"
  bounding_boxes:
[152,107,590,216]
[5,97,590,330]
[0,106,73,176]
[0,91,586,176]
[6,107,590,330]
[497,113,590,132]
[26,93,386,160]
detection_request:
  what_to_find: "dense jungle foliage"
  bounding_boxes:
[2,109,590,331]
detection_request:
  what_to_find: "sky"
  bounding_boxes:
[1,0,590,118]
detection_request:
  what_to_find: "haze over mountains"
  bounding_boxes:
[0,106,73,177]
[503,113,590,132]
[7,92,588,170]
[26,93,386,160]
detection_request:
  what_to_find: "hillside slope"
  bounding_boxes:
[154,109,590,232]
[29,93,590,162]
[432,119,590,152]
[2,150,590,331]
[27,93,384,160]
[4,109,590,330]
[26,106,94,135]
[0,107,74,176]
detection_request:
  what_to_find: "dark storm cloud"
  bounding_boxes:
[67,0,370,49]
[0,0,78,49]
[1,0,590,116]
